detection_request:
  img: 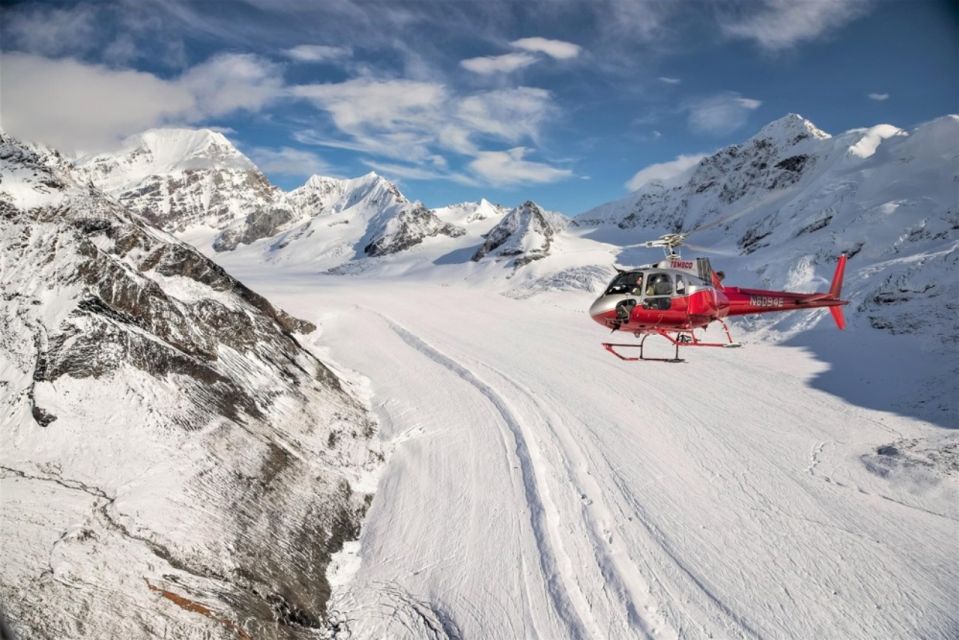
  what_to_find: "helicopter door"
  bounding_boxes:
[642,272,673,310]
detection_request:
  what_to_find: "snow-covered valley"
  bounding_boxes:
[213,273,959,639]
[2,111,957,639]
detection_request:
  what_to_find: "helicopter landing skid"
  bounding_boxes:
[602,320,740,362]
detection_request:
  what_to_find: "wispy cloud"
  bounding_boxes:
[283,44,352,63]
[456,88,555,148]
[868,92,890,101]
[718,0,871,51]
[460,35,581,75]
[291,79,556,162]
[510,37,581,60]
[2,3,101,58]
[658,76,681,84]
[468,147,572,187]
[0,52,285,152]
[179,53,286,117]
[361,159,478,186]
[2,1,190,69]
[460,52,538,75]
[248,146,332,177]
[685,92,762,135]
[626,153,706,191]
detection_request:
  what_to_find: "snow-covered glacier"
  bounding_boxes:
[3,112,957,640]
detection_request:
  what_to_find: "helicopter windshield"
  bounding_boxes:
[605,271,644,295]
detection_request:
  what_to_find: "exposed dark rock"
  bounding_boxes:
[472,201,563,266]
[364,203,465,257]
[1,132,379,640]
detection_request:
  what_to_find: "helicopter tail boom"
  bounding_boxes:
[721,255,849,328]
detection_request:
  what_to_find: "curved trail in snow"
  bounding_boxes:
[383,316,598,640]
[243,281,958,640]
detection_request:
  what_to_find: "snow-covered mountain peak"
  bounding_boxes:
[288,170,407,219]
[435,198,507,226]
[303,173,345,190]
[753,113,830,146]
[78,128,254,185]
[473,200,568,266]
[73,127,280,235]
[0,131,78,210]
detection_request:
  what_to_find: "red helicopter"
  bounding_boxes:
[589,234,848,362]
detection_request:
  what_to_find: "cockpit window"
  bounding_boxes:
[605,271,644,295]
[645,272,673,297]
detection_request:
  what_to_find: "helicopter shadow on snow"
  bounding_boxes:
[781,329,958,430]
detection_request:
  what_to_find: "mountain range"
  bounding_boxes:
[62,113,959,421]
[1,111,956,638]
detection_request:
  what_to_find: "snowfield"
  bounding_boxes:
[217,268,959,640]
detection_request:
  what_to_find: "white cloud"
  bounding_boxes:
[868,92,890,101]
[361,159,477,185]
[460,52,538,75]
[456,87,555,147]
[510,37,581,60]
[0,52,286,152]
[179,53,286,117]
[362,160,444,181]
[658,76,681,84]
[720,0,870,50]
[0,53,194,152]
[468,147,572,187]
[248,147,331,177]
[626,153,706,191]
[292,79,556,164]
[291,78,446,160]
[292,78,563,186]
[283,44,352,63]
[685,93,762,135]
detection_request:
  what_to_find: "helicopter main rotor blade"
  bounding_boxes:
[683,241,740,257]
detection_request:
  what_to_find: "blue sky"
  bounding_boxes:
[1,0,956,213]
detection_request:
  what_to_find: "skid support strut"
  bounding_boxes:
[601,319,740,362]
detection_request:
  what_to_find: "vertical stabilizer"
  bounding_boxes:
[830,254,846,299]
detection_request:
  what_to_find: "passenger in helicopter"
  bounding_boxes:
[644,273,673,310]
[645,273,672,296]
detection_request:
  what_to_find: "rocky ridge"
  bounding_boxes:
[0,131,380,639]
[473,200,568,266]
[76,130,465,257]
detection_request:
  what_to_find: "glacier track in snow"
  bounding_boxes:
[223,274,958,640]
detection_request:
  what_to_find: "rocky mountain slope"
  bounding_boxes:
[473,200,568,266]
[0,131,380,639]
[75,129,294,235]
[76,130,467,259]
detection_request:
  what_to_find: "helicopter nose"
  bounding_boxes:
[589,296,618,326]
